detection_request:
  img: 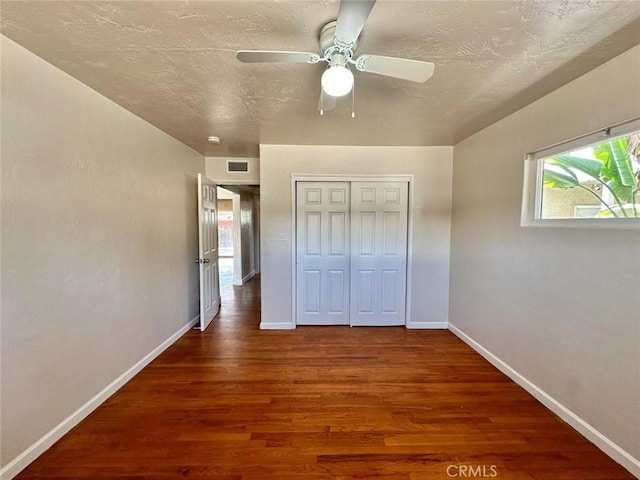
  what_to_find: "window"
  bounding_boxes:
[522,117,640,227]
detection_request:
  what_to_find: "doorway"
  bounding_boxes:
[216,185,260,288]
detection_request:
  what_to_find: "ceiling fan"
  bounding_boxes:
[236,0,435,115]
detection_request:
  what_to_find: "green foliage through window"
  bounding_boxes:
[542,132,640,218]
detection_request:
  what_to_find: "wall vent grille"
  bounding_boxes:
[227,161,249,173]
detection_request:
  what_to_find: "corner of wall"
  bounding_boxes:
[448,323,640,477]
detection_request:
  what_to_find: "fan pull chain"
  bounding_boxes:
[320,90,324,116]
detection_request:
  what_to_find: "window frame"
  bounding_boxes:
[521,116,640,229]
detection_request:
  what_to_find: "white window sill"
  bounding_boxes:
[521,218,640,229]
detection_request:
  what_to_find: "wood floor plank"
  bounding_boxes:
[16,266,635,479]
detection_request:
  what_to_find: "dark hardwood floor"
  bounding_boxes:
[18,263,634,479]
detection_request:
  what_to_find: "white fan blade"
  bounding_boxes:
[335,0,376,45]
[354,54,435,82]
[236,50,320,64]
[318,90,337,115]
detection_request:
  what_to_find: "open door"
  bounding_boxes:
[198,174,221,331]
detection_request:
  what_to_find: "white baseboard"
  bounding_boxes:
[261,321,449,330]
[233,270,255,286]
[406,321,448,329]
[448,323,640,478]
[260,321,295,330]
[242,270,255,284]
[0,315,200,480]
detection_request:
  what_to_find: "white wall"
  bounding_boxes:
[253,196,260,275]
[205,156,259,184]
[0,36,204,474]
[259,145,453,329]
[239,192,256,280]
[450,44,640,472]
[232,190,257,285]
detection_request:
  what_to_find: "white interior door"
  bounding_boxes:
[198,173,221,331]
[350,182,408,326]
[296,182,350,325]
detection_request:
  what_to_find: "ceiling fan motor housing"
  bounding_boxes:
[319,20,356,60]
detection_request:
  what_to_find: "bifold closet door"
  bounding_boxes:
[296,182,351,325]
[350,182,408,326]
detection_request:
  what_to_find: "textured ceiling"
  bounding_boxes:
[2,1,639,157]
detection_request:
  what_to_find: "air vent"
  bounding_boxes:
[227,161,249,173]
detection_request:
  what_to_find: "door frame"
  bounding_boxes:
[291,174,415,328]
[212,183,261,287]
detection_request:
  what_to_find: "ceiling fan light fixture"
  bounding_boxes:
[321,54,354,97]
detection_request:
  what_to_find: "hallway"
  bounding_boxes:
[16,276,634,479]
[218,256,234,292]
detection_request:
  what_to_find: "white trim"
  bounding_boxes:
[406,321,448,329]
[523,217,640,229]
[520,154,537,226]
[290,176,297,328]
[292,173,414,182]
[0,315,200,480]
[241,270,256,284]
[260,322,296,330]
[290,174,415,329]
[405,179,415,328]
[448,323,640,478]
